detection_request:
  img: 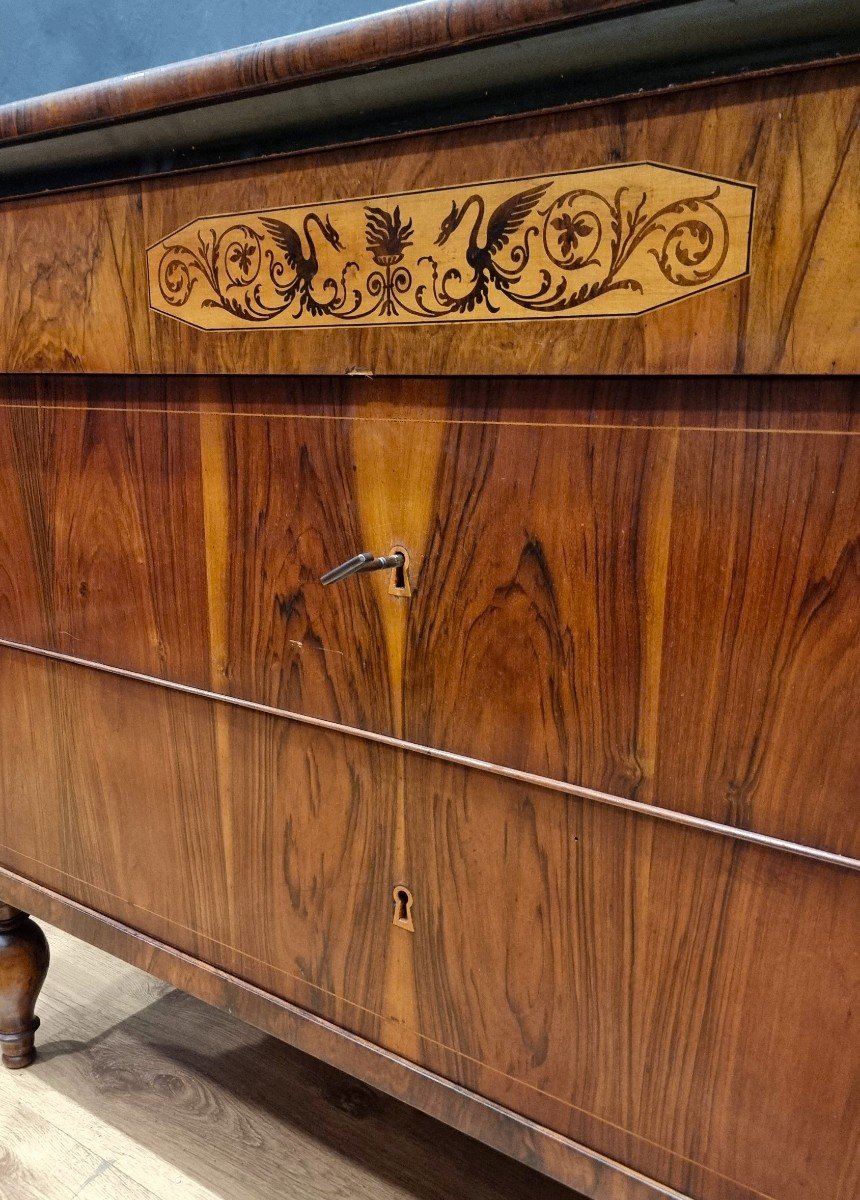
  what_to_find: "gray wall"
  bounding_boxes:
[0,1,412,105]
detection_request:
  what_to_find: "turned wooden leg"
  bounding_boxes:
[0,904,50,1069]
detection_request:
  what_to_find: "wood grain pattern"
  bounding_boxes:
[0,375,856,857]
[0,647,856,1200]
[0,381,212,681]
[147,163,754,329]
[403,379,860,856]
[0,0,656,145]
[403,755,860,1200]
[0,645,396,1042]
[0,62,856,374]
[0,189,151,373]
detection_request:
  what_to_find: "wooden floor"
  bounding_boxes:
[0,924,582,1199]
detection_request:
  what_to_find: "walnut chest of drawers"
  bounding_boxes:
[0,4,857,1198]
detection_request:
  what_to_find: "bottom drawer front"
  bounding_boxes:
[0,645,855,1200]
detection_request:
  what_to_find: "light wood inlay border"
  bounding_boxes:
[147,163,755,330]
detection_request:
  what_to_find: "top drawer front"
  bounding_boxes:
[0,61,857,376]
[0,374,856,858]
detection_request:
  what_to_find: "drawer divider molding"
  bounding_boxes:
[2,637,855,875]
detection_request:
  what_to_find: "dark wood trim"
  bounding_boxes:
[0,1,855,200]
[0,865,690,1200]
[0,1,664,145]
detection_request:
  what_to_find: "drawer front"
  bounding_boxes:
[1,376,857,856]
[0,644,855,1200]
[1,62,857,376]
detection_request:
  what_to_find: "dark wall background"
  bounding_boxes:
[0,1,412,105]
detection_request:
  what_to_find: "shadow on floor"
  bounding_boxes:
[33,982,583,1200]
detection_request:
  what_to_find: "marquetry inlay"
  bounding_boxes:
[147,162,755,330]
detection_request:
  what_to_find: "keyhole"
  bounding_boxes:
[392,885,415,932]
[388,546,412,598]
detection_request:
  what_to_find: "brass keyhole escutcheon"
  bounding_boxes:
[392,885,415,932]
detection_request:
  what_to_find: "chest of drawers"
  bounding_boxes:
[0,4,857,1198]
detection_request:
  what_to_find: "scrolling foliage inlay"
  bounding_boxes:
[148,163,754,330]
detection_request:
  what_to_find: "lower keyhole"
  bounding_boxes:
[392,885,415,932]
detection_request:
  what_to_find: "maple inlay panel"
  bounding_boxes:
[147,163,755,330]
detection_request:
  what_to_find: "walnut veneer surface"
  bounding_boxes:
[0,373,857,1200]
[0,62,857,375]
[0,27,857,1200]
[0,376,856,858]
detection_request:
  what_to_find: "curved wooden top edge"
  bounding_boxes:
[0,0,657,145]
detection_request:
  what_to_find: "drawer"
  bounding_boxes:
[0,375,857,855]
[0,644,855,1200]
